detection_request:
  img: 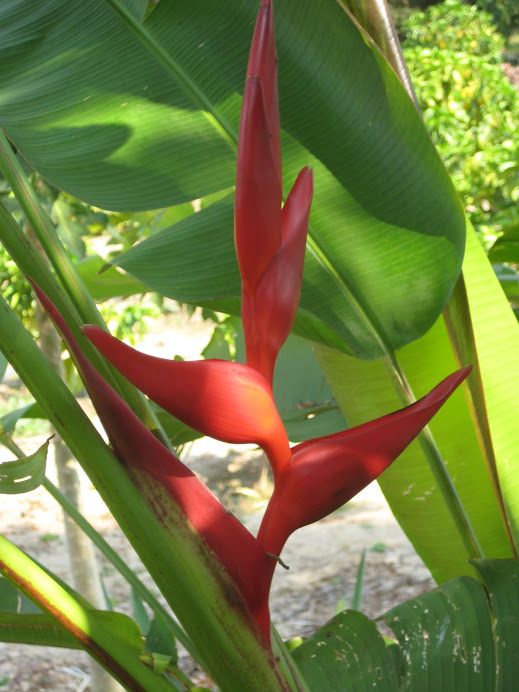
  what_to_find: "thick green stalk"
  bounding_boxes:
[271,629,312,692]
[0,201,129,391]
[43,478,203,665]
[0,534,176,692]
[0,134,171,449]
[0,295,292,691]
[0,130,104,329]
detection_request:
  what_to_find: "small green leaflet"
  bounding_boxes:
[0,438,49,494]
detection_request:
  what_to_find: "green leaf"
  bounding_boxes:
[488,225,519,263]
[383,575,495,690]
[0,612,81,648]
[291,561,519,691]
[0,351,7,384]
[121,0,147,22]
[112,196,238,304]
[291,610,399,691]
[1,401,46,435]
[0,609,144,653]
[270,335,347,442]
[201,323,233,362]
[0,438,49,494]
[471,559,519,689]
[0,0,465,357]
[0,0,237,210]
[131,587,150,635]
[153,407,204,447]
[146,613,178,666]
[75,255,149,301]
[493,264,519,309]
[0,576,18,612]
[461,229,519,550]
[19,592,43,615]
[351,550,367,611]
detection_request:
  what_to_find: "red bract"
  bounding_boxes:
[40,0,473,655]
[257,366,472,558]
[83,325,291,479]
[235,0,314,384]
[31,282,273,642]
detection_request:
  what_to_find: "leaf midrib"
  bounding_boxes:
[104,0,238,151]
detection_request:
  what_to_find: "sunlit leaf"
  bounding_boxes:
[0,0,465,358]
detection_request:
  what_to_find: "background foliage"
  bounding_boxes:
[402,1,519,243]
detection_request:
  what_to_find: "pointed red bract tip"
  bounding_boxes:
[257,367,471,557]
[83,324,292,478]
[235,2,313,383]
[246,0,281,183]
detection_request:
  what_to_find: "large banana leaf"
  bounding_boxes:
[460,229,519,549]
[315,223,519,582]
[0,0,465,358]
[292,559,519,691]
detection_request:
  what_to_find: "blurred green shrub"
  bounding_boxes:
[402,0,519,240]
[403,0,505,57]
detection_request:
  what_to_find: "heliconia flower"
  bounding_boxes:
[257,366,472,559]
[30,281,273,642]
[235,0,314,384]
[82,325,291,479]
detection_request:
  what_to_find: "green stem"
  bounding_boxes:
[0,534,178,692]
[271,628,312,692]
[0,201,130,423]
[0,294,290,690]
[0,130,103,329]
[43,477,203,665]
[0,135,172,450]
[0,432,201,665]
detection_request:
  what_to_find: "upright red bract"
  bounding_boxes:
[235,0,314,385]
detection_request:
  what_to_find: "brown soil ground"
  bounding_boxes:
[0,307,435,691]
